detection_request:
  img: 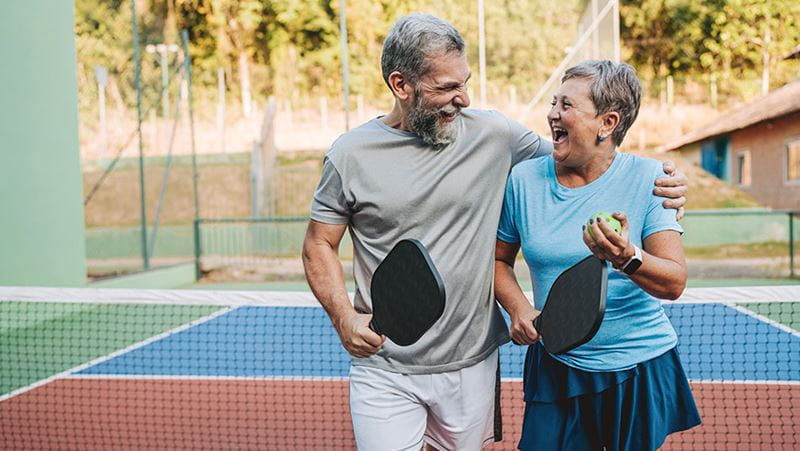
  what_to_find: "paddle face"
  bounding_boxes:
[370,239,446,346]
[533,255,607,354]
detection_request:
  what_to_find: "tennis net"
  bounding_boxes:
[1,285,798,449]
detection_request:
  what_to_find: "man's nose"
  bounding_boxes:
[454,91,470,108]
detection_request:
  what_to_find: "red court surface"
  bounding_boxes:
[2,379,798,450]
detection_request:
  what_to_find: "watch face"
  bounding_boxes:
[623,258,642,275]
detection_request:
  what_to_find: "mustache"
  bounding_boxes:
[438,105,460,115]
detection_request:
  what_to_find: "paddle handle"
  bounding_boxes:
[368,319,380,335]
[532,316,541,332]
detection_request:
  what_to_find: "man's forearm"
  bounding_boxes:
[302,239,355,329]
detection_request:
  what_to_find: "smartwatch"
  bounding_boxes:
[621,245,643,275]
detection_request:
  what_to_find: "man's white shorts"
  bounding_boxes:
[349,349,500,451]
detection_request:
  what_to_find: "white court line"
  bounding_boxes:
[55,376,799,386]
[687,379,800,386]
[676,285,800,303]
[66,374,349,382]
[0,307,234,402]
[724,302,800,338]
[3,285,796,306]
[0,287,320,306]
[499,378,799,385]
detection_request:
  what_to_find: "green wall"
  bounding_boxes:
[0,2,87,286]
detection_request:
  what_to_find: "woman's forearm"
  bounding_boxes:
[626,250,687,300]
[494,260,531,316]
[625,231,687,300]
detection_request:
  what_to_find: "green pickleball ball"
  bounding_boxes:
[587,211,621,238]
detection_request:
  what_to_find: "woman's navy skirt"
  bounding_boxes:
[518,343,701,450]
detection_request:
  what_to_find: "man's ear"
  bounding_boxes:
[599,111,621,139]
[388,71,413,101]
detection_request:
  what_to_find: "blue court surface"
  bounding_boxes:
[78,303,800,382]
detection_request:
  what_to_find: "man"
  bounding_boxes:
[302,13,687,451]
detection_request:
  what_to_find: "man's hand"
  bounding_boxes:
[334,311,386,358]
[656,161,688,220]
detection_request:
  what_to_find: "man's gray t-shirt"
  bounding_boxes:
[311,109,552,374]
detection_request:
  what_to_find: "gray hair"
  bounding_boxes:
[562,60,641,146]
[381,14,465,88]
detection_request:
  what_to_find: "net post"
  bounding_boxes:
[131,0,149,270]
[612,0,620,62]
[193,217,202,280]
[790,211,795,278]
[338,0,350,131]
[181,29,200,223]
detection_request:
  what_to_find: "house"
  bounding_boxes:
[661,79,800,209]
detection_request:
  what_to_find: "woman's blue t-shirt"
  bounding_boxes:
[497,152,683,371]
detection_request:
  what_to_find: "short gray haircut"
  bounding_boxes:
[562,60,642,146]
[381,14,465,88]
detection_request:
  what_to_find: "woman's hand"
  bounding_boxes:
[583,211,634,269]
[494,239,541,345]
[509,304,541,346]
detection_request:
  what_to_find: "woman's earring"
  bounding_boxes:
[596,134,606,143]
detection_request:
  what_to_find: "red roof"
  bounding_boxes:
[663,78,800,152]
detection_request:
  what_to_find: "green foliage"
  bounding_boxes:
[622,0,800,97]
[74,0,134,115]
[75,0,800,117]
[75,0,585,113]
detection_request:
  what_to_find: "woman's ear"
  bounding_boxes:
[599,111,621,140]
[388,71,413,101]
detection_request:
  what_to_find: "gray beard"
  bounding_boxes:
[408,95,459,151]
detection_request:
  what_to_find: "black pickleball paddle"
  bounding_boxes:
[533,255,608,354]
[369,239,446,346]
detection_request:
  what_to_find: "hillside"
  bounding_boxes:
[630,149,761,210]
[83,149,758,228]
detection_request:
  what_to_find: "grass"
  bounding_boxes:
[687,278,799,287]
[685,241,792,259]
[84,149,761,227]
[83,163,252,227]
[83,155,321,227]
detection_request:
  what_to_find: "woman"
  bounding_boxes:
[494,60,700,450]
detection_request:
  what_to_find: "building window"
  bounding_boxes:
[787,139,800,183]
[736,150,751,186]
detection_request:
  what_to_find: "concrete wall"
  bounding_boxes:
[678,142,702,167]
[0,2,87,286]
[730,111,800,209]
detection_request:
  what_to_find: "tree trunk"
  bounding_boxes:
[761,23,771,96]
[239,52,252,118]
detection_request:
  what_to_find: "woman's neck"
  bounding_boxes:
[555,149,617,188]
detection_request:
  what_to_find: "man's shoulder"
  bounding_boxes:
[509,154,549,180]
[326,119,386,158]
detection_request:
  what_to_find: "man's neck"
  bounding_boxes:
[381,100,412,131]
